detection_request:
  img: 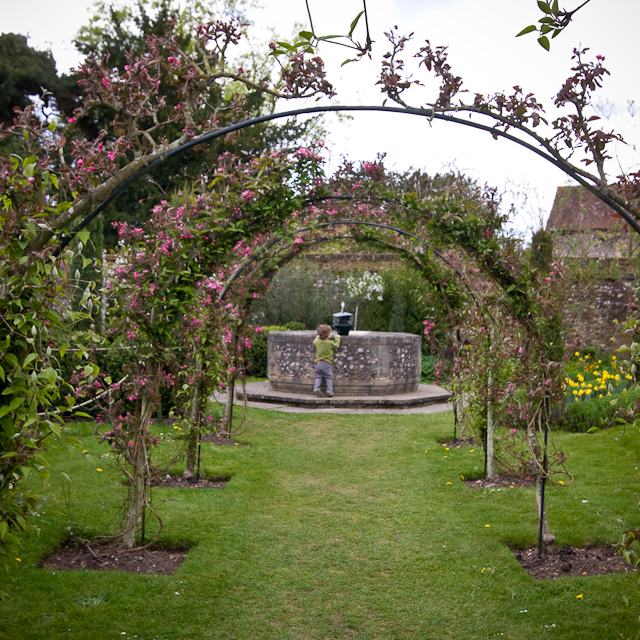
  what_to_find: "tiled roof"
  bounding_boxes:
[546,186,626,232]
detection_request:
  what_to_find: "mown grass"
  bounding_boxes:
[1,410,639,640]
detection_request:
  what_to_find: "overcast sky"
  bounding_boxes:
[4,0,640,237]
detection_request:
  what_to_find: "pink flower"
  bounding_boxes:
[510,429,516,435]
[101,77,110,87]
[68,117,76,124]
[241,190,254,200]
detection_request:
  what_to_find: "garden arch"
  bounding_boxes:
[55,103,640,257]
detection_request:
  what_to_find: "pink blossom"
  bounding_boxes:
[68,117,76,124]
[241,190,254,200]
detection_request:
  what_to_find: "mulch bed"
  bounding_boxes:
[440,436,476,448]
[41,543,188,574]
[200,433,251,446]
[512,544,636,579]
[465,475,535,489]
[151,474,229,489]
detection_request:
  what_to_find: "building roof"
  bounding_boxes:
[546,186,627,233]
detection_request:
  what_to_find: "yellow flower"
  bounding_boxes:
[444,455,448,458]
[469,449,475,453]
[445,447,450,451]
[612,356,616,361]
[485,524,491,528]
[446,482,452,485]
[15,558,21,562]
[96,468,103,472]
[461,474,465,480]
[83,449,88,453]
[174,426,181,430]
[559,480,564,485]
[509,485,515,489]
[481,567,486,573]
[599,394,603,398]
[576,594,583,599]
[424,450,428,453]
[574,351,580,357]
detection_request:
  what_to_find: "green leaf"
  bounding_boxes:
[77,229,90,245]
[5,353,18,369]
[73,411,92,418]
[537,1,551,13]
[348,10,365,37]
[537,35,550,51]
[0,521,7,539]
[298,30,314,40]
[0,365,4,383]
[50,174,58,189]
[516,25,537,37]
[22,353,37,368]
[23,163,36,179]
[48,121,56,132]
[0,397,26,419]
[506,284,516,292]
[39,469,50,485]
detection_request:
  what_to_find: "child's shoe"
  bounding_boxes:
[325,393,333,397]
[313,389,324,397]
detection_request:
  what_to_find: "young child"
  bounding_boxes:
[312,324,340,397]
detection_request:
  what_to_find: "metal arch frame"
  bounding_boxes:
[54,103,640,256]
[219,218,478,307]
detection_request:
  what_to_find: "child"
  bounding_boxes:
[312,324,340,397]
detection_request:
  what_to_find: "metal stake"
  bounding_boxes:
[453,400,458,442]
[537,396,550,559]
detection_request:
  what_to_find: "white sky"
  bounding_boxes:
[4,0,640,237]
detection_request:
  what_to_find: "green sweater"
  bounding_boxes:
[313,335,341,363]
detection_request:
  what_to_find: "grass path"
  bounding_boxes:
[1,409,639,639]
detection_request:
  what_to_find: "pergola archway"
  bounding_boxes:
[55,103,640,257]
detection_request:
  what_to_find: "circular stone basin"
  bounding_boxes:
[267,330,422,396]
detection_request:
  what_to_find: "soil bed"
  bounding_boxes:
[465,475,535,489]
[200,432,250,446]
[440,436,476,448]
[41,543,187,574]
[151,474,229,489]
[512,544,636,579]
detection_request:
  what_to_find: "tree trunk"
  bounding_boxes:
[183,379,202,479]
[354,303,359,331]
[535,475,554,545]
[223,325,239,433]
[486,367,495,478]
[120,363,160,549]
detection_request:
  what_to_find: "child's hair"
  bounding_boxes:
[317,324,331,340]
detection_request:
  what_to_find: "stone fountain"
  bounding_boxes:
[237,304,451,409]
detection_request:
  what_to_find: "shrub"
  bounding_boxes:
[246,322,306,378]
[556,390,640,432]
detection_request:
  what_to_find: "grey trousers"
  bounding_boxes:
[313,360,334,394]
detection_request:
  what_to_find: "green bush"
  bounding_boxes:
[246,322,306,378]
[421,355,437,382]
[556,390,640,433]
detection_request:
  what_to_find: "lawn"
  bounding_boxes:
[1,409,639,640]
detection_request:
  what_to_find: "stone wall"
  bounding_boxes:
[561,259,637,350]
[267,330,421,396]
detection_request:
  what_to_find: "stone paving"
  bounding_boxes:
[212,382,452,415]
